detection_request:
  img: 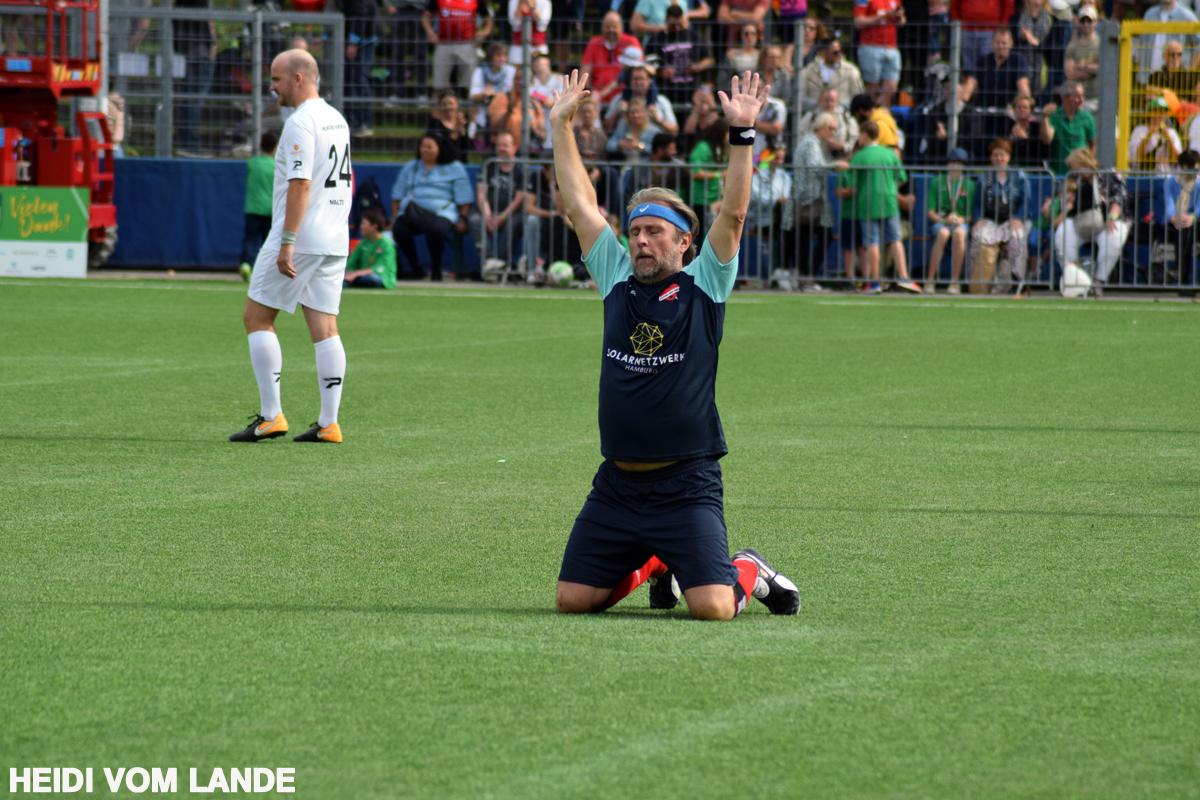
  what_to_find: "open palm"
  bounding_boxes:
[718,71,768,128]
[549,69,591,128]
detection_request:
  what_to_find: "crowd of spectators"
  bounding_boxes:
[215,0,1200,290]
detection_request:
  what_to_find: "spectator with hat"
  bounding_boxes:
[1130,96,1184,171]
[924,147,976,292]
[1063,5,1101,108]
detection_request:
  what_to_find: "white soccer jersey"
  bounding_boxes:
[265,97,352,256]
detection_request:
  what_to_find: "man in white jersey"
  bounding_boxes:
[230,49,353,444]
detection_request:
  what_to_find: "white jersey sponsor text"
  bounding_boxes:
[265,97,352,256]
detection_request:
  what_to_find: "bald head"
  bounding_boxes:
[270,48,319,107]
[602,11,623,42]
[278,48,318,81]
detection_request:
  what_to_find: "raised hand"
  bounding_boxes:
[549,69,591,129]
[717,71,769,129]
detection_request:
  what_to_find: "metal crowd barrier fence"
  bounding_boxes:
[467,157,1196,295]
[99,6,1115,166]
[108,5,344,157]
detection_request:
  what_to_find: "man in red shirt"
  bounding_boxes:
[422,0,494,91]
[854,0,905,106]
[581,12,642,106]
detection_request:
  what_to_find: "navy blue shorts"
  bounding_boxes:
[840,218,860,251]
[558,458,739,592]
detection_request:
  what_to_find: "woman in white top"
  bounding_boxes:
[720,24,762,89]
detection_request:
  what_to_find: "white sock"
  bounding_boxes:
[314,335,345,427]
[247,330,282,419]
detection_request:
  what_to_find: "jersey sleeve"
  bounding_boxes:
[582,225,632,298]
[684,235,738,303]
[279,117,316,182]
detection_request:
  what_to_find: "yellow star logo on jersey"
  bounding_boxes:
[630,322,664,356]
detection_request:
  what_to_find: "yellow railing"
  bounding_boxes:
[1116,19,1200,170]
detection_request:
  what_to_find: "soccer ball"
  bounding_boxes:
[1060,262,1092,299]
[548,261,574,288]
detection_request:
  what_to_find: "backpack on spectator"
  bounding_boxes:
[350,175,384,237]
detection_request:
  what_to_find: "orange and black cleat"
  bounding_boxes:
[229,413,289,442]
[293,421,342,443]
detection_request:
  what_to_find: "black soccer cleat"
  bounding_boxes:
[648,569,680,610]
[292,421,343,443]
[732,548,801,615]
[229,413,288,442]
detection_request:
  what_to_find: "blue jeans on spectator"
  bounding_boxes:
[347,40,376,132]
[929,12,950,64]
[959,29,994,77]
[241,213,272,265]
[861,216,903,247]
[345,272,385,288]
[177,46,214,151]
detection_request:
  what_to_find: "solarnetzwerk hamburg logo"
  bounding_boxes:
[630,322,664,356]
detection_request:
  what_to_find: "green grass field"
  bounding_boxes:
[2,279,1198,799]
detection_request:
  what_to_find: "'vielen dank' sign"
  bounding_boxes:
[0,187,89,278]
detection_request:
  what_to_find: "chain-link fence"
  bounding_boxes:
[108,5,343,157]
[98,5,1114,166]
[457,155,1197,295]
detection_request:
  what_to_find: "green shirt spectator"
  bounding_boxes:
[344,208,397,289]
[689,138,723,208]
[240,131,278,278]
[1042,85,1096,176]
[928,173,977,220]
[840,143,907,220]
[244,153,274,216]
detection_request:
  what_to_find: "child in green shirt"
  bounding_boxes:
[836,121,922,293]
[344,208,397,289]
[240,131,278,280]
[925,147,976,293]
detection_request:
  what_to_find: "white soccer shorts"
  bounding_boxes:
[248,250,347,315]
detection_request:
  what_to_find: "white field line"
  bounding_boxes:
[814,298,1197,312]
[3,277,1195,309]
[0,278,788,304]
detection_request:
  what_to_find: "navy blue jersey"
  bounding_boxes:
[584,227,738,462]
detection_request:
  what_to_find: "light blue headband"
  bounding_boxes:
[627,202,691,233]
